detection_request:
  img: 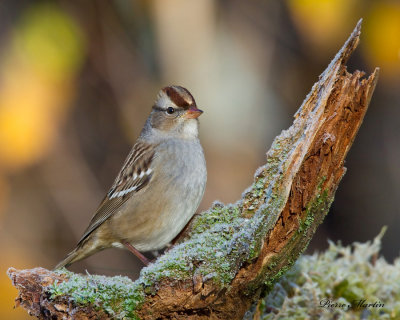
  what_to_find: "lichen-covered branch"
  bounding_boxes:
[8,20,379,320]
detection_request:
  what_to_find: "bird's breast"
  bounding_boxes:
[110,138,206,251]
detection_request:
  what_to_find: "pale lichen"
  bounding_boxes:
[139,202,266,287]
[51,269,144,319]
[256,228,400,320]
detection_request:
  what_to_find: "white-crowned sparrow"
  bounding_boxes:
[55,85,206,268]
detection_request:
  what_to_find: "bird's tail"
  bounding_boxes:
[54,246,90,270]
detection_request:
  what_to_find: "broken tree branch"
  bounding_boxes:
[8,20,378,320]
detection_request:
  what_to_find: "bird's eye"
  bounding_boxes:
[166,107,175,114]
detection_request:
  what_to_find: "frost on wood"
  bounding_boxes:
[7,20,379,320]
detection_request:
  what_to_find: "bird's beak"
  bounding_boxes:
[184,106,203,119]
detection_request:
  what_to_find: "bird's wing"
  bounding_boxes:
[77,141,156,246]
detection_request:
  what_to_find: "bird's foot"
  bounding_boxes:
[123,242,150,266]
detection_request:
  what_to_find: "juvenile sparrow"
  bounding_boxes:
[55,86,206,268]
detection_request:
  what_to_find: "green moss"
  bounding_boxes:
[253,178,266,197]
[50,269,145,319]
[298,188,330,235]
[190,203,241,234]
[264,264,292,292]
[258,228,399,319]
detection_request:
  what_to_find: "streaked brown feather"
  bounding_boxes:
[77,141,156,246]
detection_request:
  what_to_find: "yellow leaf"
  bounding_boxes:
[0,3,85,171]
[288,0,360,54]
[364,2,400,79]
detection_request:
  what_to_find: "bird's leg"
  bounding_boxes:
[123,242,150,266]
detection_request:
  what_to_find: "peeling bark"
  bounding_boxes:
[8,20,379,320]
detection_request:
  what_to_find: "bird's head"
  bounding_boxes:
[149,85,203,139]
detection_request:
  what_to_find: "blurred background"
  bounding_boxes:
[1,0,399,318]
